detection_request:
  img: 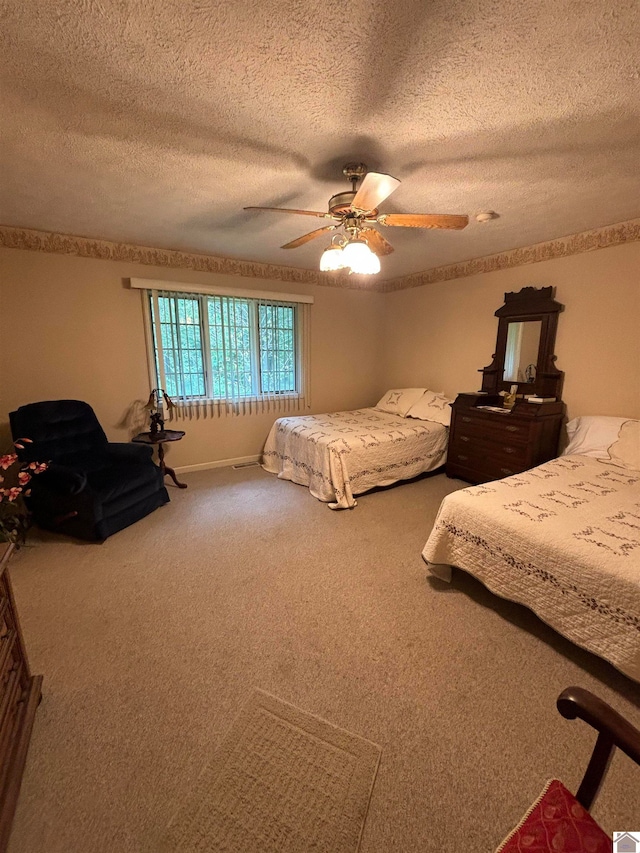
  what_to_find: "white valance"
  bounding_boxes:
[129,277,314,304]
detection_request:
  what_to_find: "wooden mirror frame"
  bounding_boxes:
[480,286,564,399]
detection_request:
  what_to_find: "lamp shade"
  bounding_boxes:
[319,244,346,271]
[364,251,381,274]
[342,239,380,275]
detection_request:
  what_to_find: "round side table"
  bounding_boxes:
[132,429,188,489]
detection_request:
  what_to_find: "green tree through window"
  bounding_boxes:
[149,292,298,401]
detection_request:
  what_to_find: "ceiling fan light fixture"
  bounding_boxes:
[247,162,468,274]
[361,250,381,275]
[341,238,380,275]
[319,243,347,271]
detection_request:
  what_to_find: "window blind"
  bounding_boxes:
[141,284,312,418]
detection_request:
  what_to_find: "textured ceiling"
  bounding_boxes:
[1,0,640,280]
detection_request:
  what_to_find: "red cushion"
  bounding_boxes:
[496,779,611,852]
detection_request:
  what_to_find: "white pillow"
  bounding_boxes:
[605,420,640,470]
[375,388,427,417]
[562,416,632,459]
[405,391,453,426]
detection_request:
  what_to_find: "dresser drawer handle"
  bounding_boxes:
[460,435,470,442]
[503,446,516,454]
[461,416,472,423]
[500,468,515,476]
[457,454,469,461]
[505,425,520,432]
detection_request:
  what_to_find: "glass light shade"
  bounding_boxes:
[319,244,346,271]
[342,239,380,275]
[365,251,381,274]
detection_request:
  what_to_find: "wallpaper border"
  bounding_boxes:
[380,218,640,292]
[0,225,322,285]
[1,218,639,293]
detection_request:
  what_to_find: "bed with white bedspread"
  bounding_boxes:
[422,453,640,682]
[262,407,448,509]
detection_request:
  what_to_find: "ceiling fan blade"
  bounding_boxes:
[351,172,401,212]
[361,228,394,256]
[244,206,333,219]
[378,213,469,230]
[280,225,337,249]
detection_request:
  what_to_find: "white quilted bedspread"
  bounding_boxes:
[422,455,640,682]
[262,408,448,509]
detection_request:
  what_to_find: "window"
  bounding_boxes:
[135,280,312,413]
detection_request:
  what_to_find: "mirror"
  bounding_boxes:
[480,286,564,400]
[502,320,542,382]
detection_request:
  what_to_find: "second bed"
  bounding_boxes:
[262,401,449,509]
[422,425,640,683]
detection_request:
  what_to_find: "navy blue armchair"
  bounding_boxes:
[10,400,170,541]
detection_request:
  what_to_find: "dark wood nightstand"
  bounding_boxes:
[132,429,188,489]
[446,393,565,484]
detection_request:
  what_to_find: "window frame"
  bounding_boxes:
[136,279,312,407]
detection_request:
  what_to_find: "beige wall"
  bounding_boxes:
[380,241,640,420]
[0,248,384,467]
[1,239,638,472]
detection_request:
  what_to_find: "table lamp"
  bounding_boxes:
[144,389,175,436]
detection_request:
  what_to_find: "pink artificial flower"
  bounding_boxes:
[6,487,22,502]
[18,471,31,485]
[32,462,48,474]
[0,454,17,470]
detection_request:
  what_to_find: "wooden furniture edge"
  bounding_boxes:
[557,686,640,809]
[0,544,43,853]
[0,675,43,853]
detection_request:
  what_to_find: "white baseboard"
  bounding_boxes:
[174,454,262,474]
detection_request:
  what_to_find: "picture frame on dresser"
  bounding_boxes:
[0,542,42,853]
[446,286,565,484]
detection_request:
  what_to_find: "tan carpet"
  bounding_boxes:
[5,466,640,852]
[158,688,380,853]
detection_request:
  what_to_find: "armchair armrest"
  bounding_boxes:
[37,463,87,496]
[557,686,640,808]
[107,442,154,462]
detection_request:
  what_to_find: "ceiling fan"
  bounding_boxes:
[244,162,469,274]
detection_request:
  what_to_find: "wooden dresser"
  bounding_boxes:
[446,393,565,484]
[0,543,42,853]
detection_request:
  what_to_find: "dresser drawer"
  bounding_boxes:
[0,665,26,795]
[0,664,23,739]
[0,630,18,692]
[0,589,9,627]
[447,448,526,480]
[450,434,530,466]
[0,543,43,853]
[454,414,530,444]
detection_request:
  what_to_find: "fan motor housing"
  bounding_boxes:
[328,191,378,217]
